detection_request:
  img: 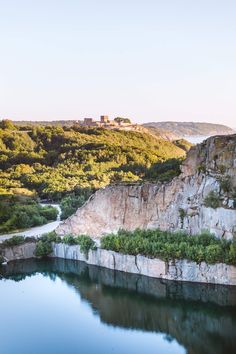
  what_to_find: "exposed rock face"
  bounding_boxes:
[51,243,236,285]
[1,242,36,262]
[56,134,236,239]
[2,241,236,285]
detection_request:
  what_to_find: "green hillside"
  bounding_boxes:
[0,121,190,200]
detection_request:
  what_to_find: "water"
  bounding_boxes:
[184,135,210,144]
[1,259,236,354]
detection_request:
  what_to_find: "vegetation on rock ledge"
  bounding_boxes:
[101,229,236,265]
[34,232,96,258]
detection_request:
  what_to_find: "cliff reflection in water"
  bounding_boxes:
[2,258,236,354]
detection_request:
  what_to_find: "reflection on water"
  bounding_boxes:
[1,258,236,354]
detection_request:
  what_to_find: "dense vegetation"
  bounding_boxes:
[60,188,94,220]
[34,232,96,258]
[0,120,190,200]
[0,195,58,233]
[0,119,192,230]
[101,229,236,265]
[1,235,28,247]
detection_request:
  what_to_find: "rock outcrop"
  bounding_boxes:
[56,134,236,239]
[51,243,236,286]
[2,241,236,285]
[1,242,36,262]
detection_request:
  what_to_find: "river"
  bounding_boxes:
[0,204,62,242]
[0,258,236,354]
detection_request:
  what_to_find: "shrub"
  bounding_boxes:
[60,190,93,220]
[179,208,186,227]
[228,242,236,264]
[2,236,25,247]
[219,176,232,193]
[75,235,96,258]
[31,214,47,226]
[205,244,224,263]
[34,232,95,259]
[62,234,77,245]
[0,196,58,234]
[101,228,235,265]
[60,234,96,257]
[204,191,220,209]
[39,206,58,221]
[35,240,52,257]
[40,231,61,243]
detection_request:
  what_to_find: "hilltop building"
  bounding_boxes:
[80,115,142,132]
[82,115,127,127]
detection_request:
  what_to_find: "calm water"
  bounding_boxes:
[184,135,210,144]
[1,259,236,354]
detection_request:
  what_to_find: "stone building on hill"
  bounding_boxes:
[81,115,135,130]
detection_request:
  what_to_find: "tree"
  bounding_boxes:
[114,117,131,124]
[0,119,16,130]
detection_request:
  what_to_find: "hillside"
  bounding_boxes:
[57,134,236,240]
[13,119,182,141]
[143,122,234,137]
[0,121,190,200]
[141,125,181,141]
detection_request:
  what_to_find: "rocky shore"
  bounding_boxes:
[1,241,236,286]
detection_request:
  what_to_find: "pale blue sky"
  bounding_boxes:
[0,0,235,126]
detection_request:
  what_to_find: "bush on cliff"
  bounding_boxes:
[61,234,96,258]
[2,236,25,247]
[204,191,220,209]
[75,235,96,257]
[35,240,52,257]
[101,229,236,265]
[35,232,96,258]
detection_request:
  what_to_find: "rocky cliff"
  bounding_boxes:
[56,134,236,239]
[51,243,236,285]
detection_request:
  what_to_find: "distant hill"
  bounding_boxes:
[13,119,184,141]
[143,122,235,137]
[142,126,181,141]
[13,120,79,127]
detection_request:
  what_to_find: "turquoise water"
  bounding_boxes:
[0,259,236,354]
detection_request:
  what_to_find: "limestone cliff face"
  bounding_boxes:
[56,134,236,239]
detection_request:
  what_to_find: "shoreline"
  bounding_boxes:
[1,241,236,286]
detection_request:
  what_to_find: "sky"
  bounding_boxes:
[0,0,235,127]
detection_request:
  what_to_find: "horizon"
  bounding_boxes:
[2,116,235,129]
[1,1,236,126]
